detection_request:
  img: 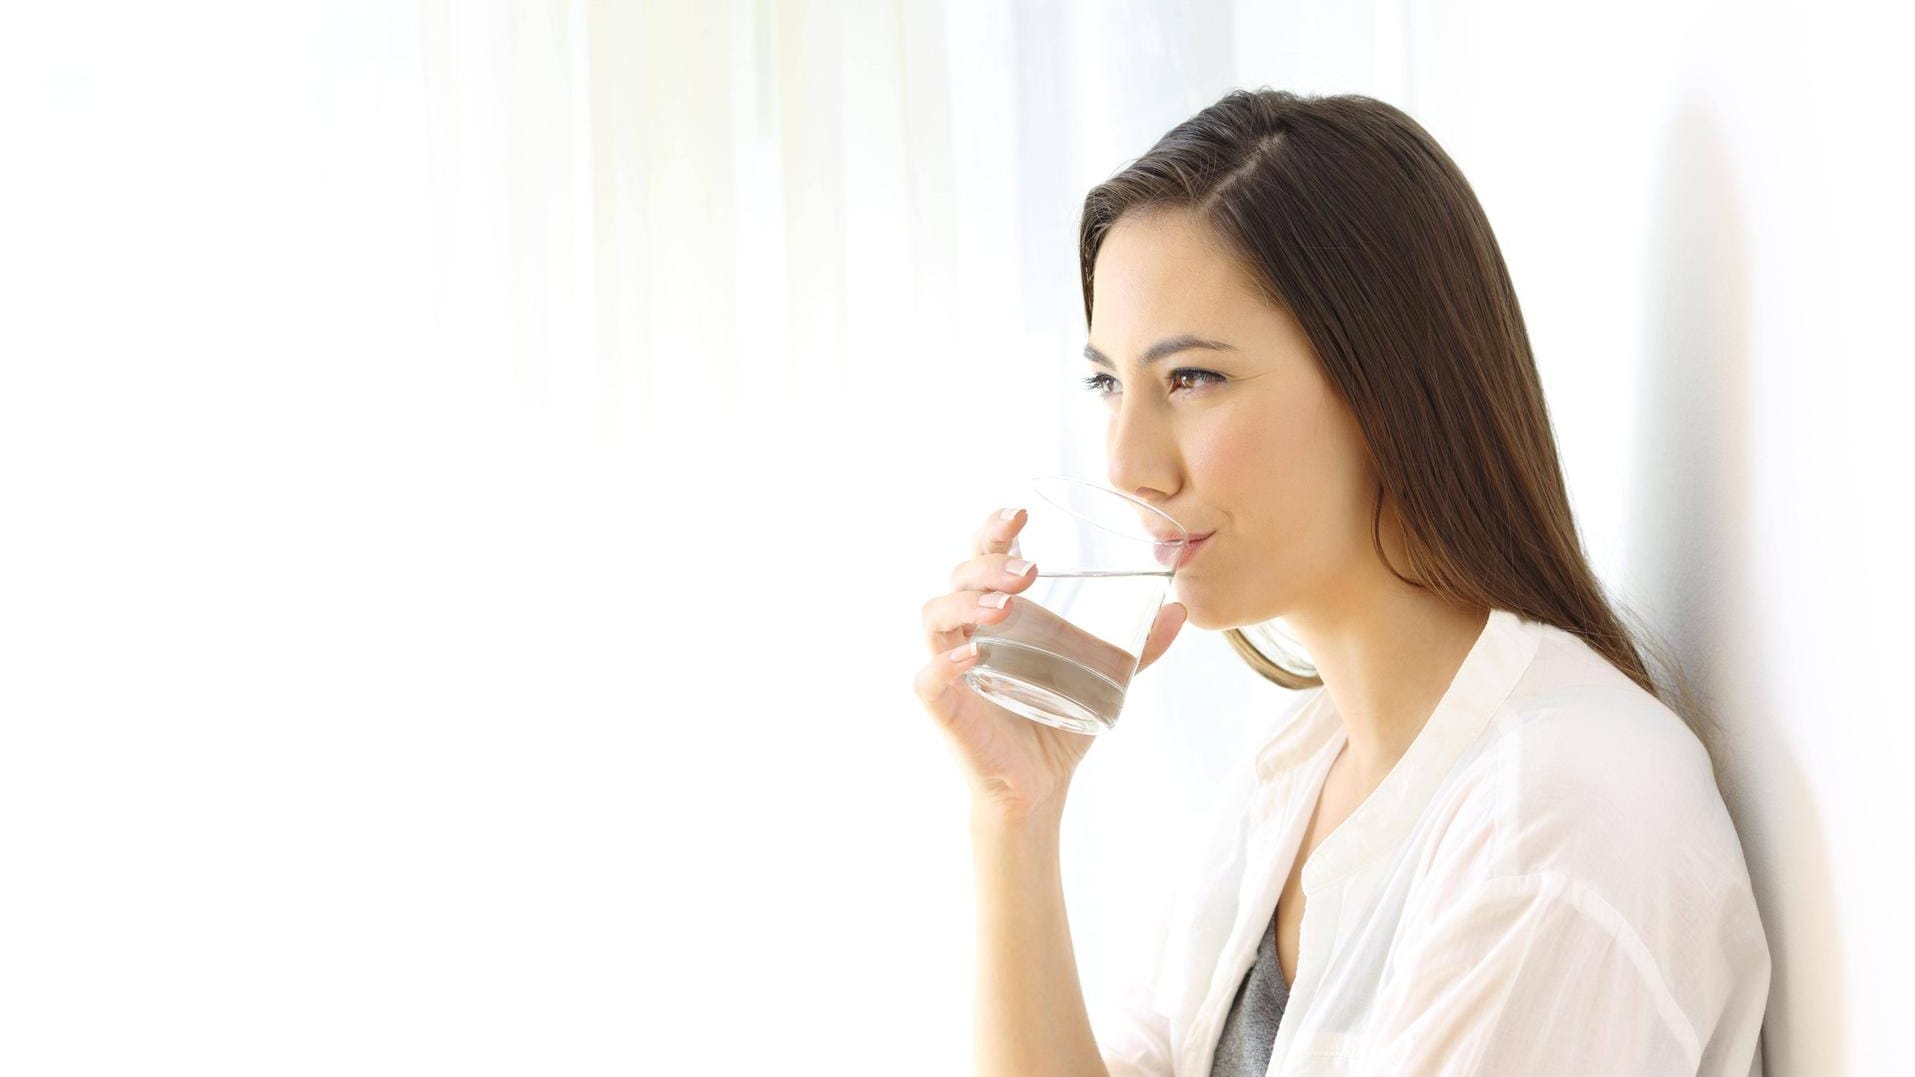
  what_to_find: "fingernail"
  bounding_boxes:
[1005,558,1034,577]
[950,641,978,661]
[978,592,1010,609]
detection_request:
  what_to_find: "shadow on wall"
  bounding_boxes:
[1622,96,1844,1074]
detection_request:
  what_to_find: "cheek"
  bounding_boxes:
[1192,391,1373,564]
[1290,397,1379,565]
[1187,393,1337,508]
[1183,403,1274,490]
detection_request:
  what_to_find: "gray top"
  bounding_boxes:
[1208,906,1289,1076]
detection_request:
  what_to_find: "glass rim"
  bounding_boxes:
[1029,474,1190,546]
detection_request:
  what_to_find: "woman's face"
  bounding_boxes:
[1087,207,1383,630]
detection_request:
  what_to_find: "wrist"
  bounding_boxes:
[969,795,1067,834]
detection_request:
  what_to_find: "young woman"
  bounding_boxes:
[913,90,1769,1076]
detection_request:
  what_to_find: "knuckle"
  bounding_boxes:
[951,558,982,591]
[913,664,945,705]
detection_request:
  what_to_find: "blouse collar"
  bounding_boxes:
[1251,607,1542,894]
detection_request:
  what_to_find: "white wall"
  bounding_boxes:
[1374,4,1915,1070]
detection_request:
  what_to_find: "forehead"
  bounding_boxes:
[1090,210,1267,342]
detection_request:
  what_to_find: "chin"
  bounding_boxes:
[1173,583,1279,633]
[1176,601,1223,633]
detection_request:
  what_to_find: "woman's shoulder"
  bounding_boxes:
[1486,620,1717,808]
[1435,619,1754,912]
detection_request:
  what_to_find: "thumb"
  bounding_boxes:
[1136,601,1188,672]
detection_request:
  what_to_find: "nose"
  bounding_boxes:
[1104,396,1181,510]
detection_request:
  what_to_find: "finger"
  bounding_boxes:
[971,507,1027,557]
[922,588,1016,656]
[913,640,983,724]
[1135,601,1188,672]
[947,550,1040,597]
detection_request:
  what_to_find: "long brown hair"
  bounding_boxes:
[1077,89,1719,769]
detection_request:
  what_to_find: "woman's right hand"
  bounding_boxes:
[913,506,1188,822]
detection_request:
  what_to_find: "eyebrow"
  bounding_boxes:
[1083,334,1239,369]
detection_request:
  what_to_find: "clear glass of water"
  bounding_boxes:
[961,475,1188,735]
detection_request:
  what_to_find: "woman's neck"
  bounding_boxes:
[1288,590,1491,787]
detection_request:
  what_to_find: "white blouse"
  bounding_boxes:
[1093,607,1771,1076]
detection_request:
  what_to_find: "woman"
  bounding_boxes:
[912,90,1769,1076]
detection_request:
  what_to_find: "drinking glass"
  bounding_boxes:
[961,475,1188,735]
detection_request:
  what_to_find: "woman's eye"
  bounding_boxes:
[1079,368,1224,397]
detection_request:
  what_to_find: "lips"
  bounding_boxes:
[1146,526,1210,543]
[1152,531,1214,570]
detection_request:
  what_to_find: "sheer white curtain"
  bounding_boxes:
[413,5,1327,1067]
[3,1,1313,1072]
